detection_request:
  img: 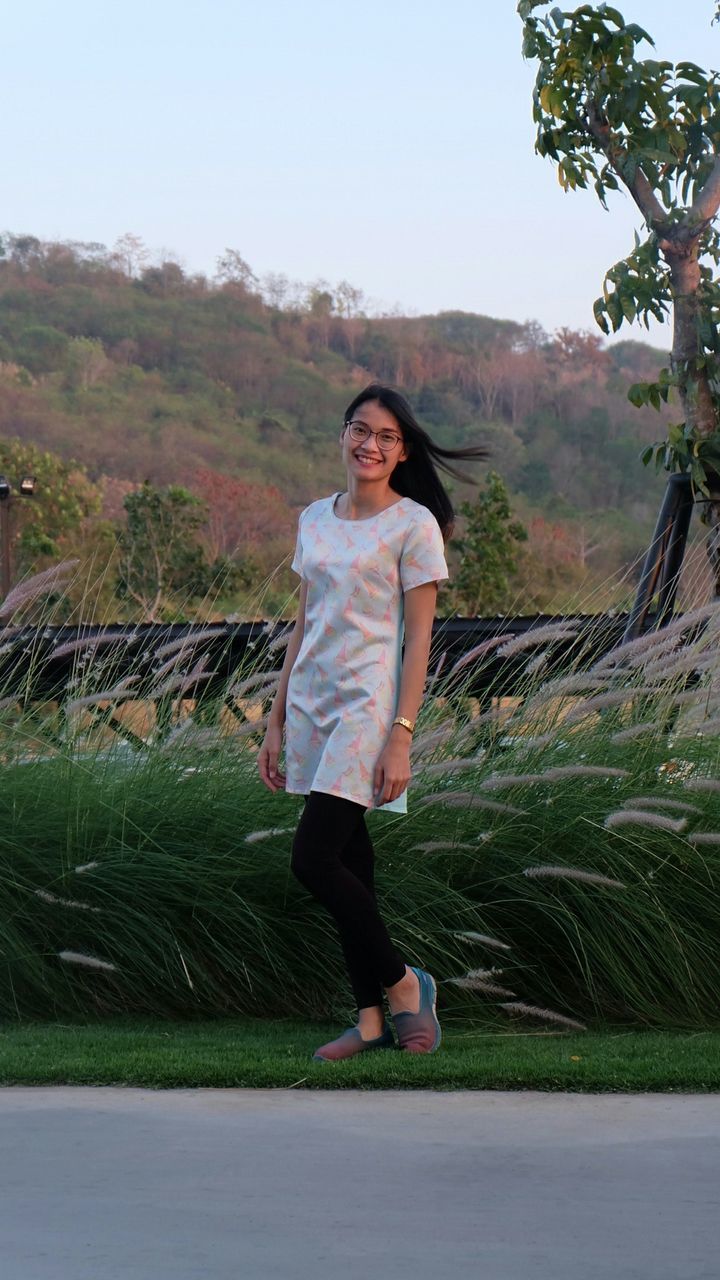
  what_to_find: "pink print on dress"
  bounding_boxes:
[326,762,356,790]
[357,758,373,785]
[353,616,377,643]
[403,553,426,575]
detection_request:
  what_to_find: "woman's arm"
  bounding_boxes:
[258,579,308,791]
[373,581,438,805]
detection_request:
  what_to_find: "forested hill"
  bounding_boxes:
[0,232,672,609]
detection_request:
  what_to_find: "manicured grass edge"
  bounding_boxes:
[2,1018,720,1091]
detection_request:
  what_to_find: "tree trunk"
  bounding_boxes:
[666,239,720,598]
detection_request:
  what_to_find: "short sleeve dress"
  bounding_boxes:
[284,491,449,815]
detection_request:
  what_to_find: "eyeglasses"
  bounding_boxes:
[344,420,404,451]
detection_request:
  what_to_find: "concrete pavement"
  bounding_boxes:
[1,1087,718,1279]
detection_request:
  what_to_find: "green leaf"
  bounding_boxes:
[676,61,710,86]
[625,23,654,46]
[593,300,610,335]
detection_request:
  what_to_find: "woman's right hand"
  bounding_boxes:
[258,722,286,792]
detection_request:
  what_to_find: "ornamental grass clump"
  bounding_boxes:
[2,567,720,1030]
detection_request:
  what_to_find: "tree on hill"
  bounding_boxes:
[0,438,99,576]
[449,472,528,615]
[115,481,239,621]
[215,249,258,294]
[191,467,294,567]
[519,1,720,595]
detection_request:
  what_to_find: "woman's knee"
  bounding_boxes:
[290,824,329,889]
[290,791,366,885]
[289,835,314,886]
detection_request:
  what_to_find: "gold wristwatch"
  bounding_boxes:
[392,716,415,735]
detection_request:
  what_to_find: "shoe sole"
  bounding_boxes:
[312,1032,396,1062]
[312,1042,396,1062]
[422,968,442,1053]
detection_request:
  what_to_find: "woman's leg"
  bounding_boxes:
[335,816,386,1031]
[291,791,406,1024]
[332,813,423,1027]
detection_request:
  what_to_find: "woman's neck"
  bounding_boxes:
[338,479,399,519]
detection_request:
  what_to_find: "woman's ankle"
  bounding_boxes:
[385,966,420,1015]
[357,1005,385,1038]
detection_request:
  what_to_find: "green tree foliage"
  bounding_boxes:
[115,481,238,621]
[518,1,720,594]
[15,325,69,375]
[62,337,110,390]
[449,472,528,615]
[0,438,99,571]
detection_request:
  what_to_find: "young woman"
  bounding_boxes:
[258,383,487,1061]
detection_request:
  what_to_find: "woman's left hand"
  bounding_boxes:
[373,734,412,806]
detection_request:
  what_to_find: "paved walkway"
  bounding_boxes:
[1,1087,718,1279]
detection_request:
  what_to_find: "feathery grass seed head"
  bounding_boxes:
[540,764,629,781]
[58,950,116,971]
[604,809,688,833]
[499,1001,587,1031]
[448,976,518,996]
[244,827,296,843]
[496,626,578,658]
[417,791,523,815]
[452,931,512,951]
[623,796,701,814]
[35,888,101,912]
[523,865,627,889]
[610,721,665,744]
[479,772,544,790]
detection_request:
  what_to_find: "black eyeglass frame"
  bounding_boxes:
[342,419,405,452]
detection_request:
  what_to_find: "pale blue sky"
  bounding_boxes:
[2,1,717,342]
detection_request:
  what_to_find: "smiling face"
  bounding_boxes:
[338,399,409,486]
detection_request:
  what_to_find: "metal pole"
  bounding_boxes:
[654,477,695,625]
[0,500,11,599]
[621,473,694,644]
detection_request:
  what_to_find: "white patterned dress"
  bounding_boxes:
[285,491,449,814]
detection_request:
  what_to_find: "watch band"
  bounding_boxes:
[392,716,415,734]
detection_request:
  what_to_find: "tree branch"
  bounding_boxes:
[688,153,720,226]
[586,103,669,228]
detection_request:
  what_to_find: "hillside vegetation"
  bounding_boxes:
[0,231,680,618]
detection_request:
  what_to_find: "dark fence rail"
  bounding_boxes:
[0,611,640,703]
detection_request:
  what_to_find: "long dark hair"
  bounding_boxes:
[342,383,488,541]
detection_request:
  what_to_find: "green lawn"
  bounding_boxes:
[1,1017,719,1091]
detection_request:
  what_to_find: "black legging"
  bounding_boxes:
[290,790,407,1012]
